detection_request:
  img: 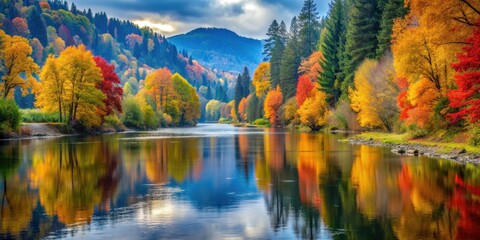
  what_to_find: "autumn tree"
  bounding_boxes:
[94,56,123,121]
[264,85,283,125]
[392,0,480,127]
[36,45,104,127]
[296,75,315,107]
[447,25,480,124]
[35,55,65,121]
[252,62,271,98]
[298,51,323,82]
[12,17,29,37]
[172,73,200,126]
[0,30,39,99]
[238,97,248,122]
[144,67,173,110]
[298,89,330,131]
[349,55,399,131]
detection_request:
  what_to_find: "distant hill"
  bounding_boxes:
[169,28,263,73]
[1,0,236,110]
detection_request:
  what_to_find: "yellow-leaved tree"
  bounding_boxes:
[252,62,271,98]
[392,0,480,127]
[171,73,200,126]
[297,89,330,131]
[0,29,39,99]
[36,45,105,127]
[349,55,399,131]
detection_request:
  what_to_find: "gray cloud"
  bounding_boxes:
[71,0,330,39]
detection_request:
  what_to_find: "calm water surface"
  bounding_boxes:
[0,124,479,239]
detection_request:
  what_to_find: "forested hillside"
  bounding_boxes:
[0,0,234,109]
[169,28,263,73]
[0,0,242,132]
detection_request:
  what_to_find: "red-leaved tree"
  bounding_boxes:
[94,56,123,120]
[447,25,480,124]
[296,74,315,107]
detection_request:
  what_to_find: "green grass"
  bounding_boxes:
[21,109,60,123]
[355,132,409,144]
[354,131,480,154]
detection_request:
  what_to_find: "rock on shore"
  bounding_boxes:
[348,137,480,165]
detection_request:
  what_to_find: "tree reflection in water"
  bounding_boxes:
[0,126,479,239]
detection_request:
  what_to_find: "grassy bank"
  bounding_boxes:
[353,132,480,154]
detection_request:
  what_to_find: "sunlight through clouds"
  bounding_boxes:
[133,20,176,33]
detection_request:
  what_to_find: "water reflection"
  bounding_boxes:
[0,124,480,239]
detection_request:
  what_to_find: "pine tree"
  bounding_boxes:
[341,0,384,97]
[298,0,321,58]
[269,21,287,88]
[376,0,408,57]
[234,68,251,118]
[319,0,347,105]
[280,17,301,100]
[263,20,279,61]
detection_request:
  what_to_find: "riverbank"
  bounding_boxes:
[348,132,480,165]
[1,123,126,139]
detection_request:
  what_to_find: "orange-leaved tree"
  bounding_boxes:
[144,67,173,111]
[238,97,248,122]
[298,51,323,82]
[264,85,283,125]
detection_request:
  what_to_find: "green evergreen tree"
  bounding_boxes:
[376,0,408,57]
[234,67,251,118]
[280,17,301,100]
[269,21,287,89]
[298,0,321,58]
[263,20,279,61]
[341,0,385,97]
[319,0,347,105]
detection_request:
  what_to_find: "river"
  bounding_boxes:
[0,124,479,239]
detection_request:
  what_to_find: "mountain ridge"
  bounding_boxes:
[168,27,263,74]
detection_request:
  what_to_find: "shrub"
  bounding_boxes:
[143,105,158,130]
[104,114,124,130]
[407,124,429,139]
[328,100,361,131]
[252,118,270,126]
[218,118,232,124]
[121,96,144,129]
[468,126,480,147]
[0,99,21,134]
[21,109,60,123]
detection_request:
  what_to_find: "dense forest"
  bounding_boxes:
[213,0,480,147]
[0,0,238,132]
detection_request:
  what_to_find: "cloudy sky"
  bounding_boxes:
[71,0,330,39]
